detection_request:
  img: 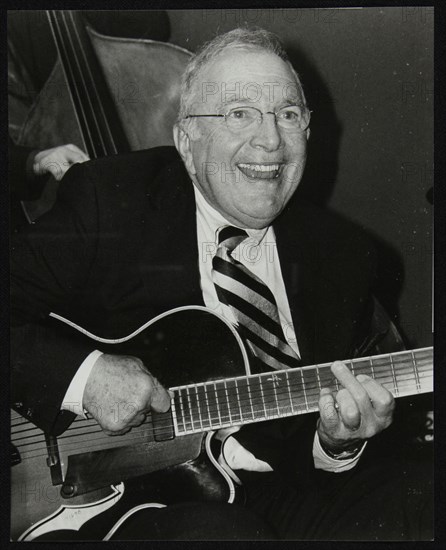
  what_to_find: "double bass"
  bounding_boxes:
[10,10,191,221]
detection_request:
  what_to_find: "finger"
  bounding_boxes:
[33,159,61,178]
[103,426,131,436]
[63,150,90,166]
[318,387,339,428]
[336,388,361,430]
[331,361,372,416]
[65,144,90,161]
[46,163,66,181]
[356,375,395,418]
[150,379,172,413]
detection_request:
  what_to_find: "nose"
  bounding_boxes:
[249,112,282,152]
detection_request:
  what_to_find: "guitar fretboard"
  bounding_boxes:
[171,347,432,435]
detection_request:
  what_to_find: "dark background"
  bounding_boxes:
[168,7,433,349]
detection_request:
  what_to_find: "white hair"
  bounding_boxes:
[177,27,307,129]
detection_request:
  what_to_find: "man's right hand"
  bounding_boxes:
[82,354,171,435]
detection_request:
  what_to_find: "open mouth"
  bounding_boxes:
[237,163,282,180]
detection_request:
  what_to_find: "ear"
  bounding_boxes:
[306,127,311,140]
[173,124,197,177]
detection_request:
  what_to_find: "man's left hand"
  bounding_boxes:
[317,361,395,453]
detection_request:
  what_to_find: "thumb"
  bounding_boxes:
[150,379,172,412]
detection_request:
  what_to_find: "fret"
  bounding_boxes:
[193,386,204,430]
[410,350,422,393]
[234,379,244,421]
[258,376,268,418]
[391,353,418,393]
[185,387,194,430]
[334,377,340,392]
[260,373,275,416]
[414,348,433,368]
[317,364,334,391]
[349,360,355,377]
[368,356,394,390]
[285,371,295,414]
[248,376,267,419]
[300,367,320,410]
[226,380,241,424]
[202,384,214,428]
[351,358,373,378]
[236,378,255,421]
[389,355,399,396]
[178,388,193,432]
[299,369,309,411]
[223,380,233,425]
[265,372,281,415]
[369,357,376,380]
[314,364,322,392]
[275,372,296,415]
[213,382,223,425]
[215,380,231,426]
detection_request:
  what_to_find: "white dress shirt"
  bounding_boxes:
[61,186,365,473]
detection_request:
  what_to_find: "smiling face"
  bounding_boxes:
[174,48,309,229]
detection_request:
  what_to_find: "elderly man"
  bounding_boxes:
[11,29,431,540]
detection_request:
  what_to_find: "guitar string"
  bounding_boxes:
[10,349,432,438]
[13,377,433,461]
[12,366,432,459]
[11,357,432,434]
[14,380,434,462]
[11,351,432,436]
[11,360,432,444]
[11,360,432,438]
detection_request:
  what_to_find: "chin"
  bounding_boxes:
[238,210,278,229]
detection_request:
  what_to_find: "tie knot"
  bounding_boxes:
[217,226,248,249]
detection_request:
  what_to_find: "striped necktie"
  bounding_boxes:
[212,226,300,371]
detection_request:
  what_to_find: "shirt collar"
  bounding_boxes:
[193,185,269,246]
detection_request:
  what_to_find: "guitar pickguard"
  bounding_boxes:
[18,483,125,541]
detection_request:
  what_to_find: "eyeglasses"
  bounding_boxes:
[184,105,311,133]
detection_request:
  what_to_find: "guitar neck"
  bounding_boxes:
[171,347,433,435]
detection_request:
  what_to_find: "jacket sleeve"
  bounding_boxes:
[11,162,101,434]
[8,137,47,201]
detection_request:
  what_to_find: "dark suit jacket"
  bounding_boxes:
[11,146,378,479]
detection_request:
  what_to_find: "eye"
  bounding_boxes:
[277,108,301,122]
[227,108,252,120]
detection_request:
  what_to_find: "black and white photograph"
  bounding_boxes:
[8,5,434,541]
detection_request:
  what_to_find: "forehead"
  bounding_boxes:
[193,49,302,108]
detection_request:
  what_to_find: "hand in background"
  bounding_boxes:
[33,144,89,181]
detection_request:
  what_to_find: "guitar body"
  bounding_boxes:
[11,307,249,540]
[11,432,239,541]
[11,306,433,540]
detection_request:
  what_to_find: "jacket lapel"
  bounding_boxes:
[138,157,204,311]
[274,203,317,366]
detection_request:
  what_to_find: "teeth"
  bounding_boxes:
[238,163,280,172]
